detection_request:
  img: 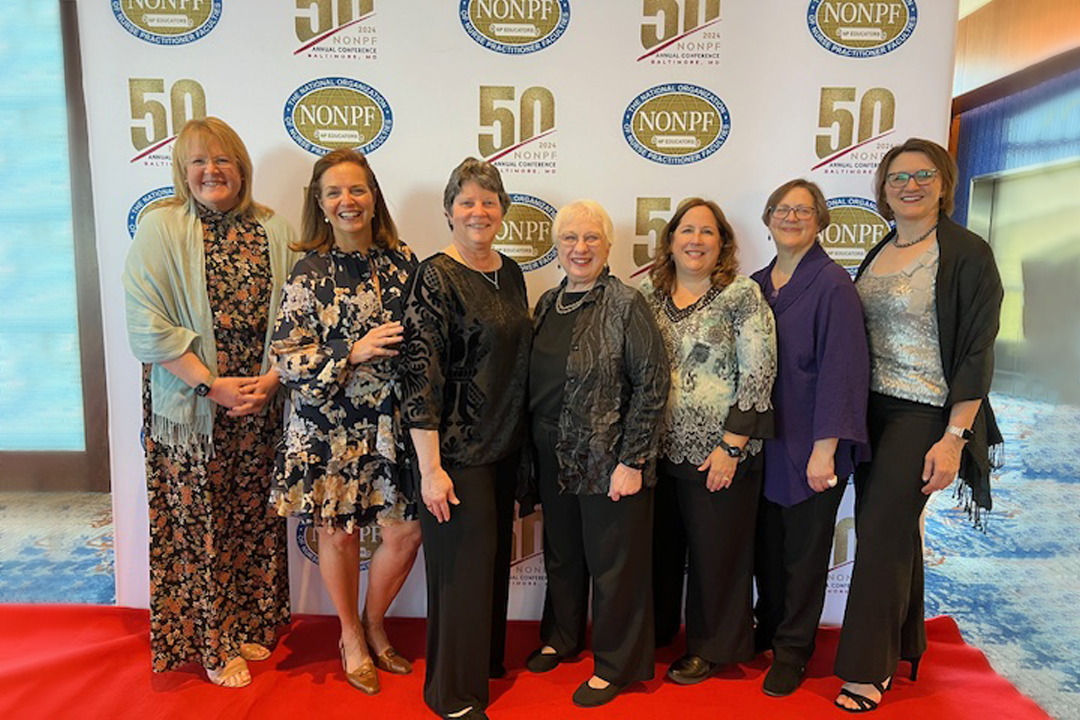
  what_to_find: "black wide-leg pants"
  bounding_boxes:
[652,472,687,647]
[420,455,517,716]
[835,393,944,683]
[659,455,761,664]
[753,481,845,667]
[533,422,655,686]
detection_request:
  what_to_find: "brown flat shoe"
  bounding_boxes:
[339,640,380,694]
[206,656,251,688]
[239,643,271,662]
[372,646,412,675]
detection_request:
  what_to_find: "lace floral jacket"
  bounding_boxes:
[641,275,777,466]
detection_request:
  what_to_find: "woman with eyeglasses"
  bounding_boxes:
[749,179,869,698]
[522,200,669,709]
[833,138,1003,712]
[643,198,776,687]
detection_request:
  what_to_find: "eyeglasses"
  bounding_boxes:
[558,233,605,247]
[770,205,816,221]
[886,169,938,188]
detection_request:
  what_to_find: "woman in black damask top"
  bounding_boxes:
[401,158,531,720]
[271,149,421,696]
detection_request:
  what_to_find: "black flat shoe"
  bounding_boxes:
[666,654,722,685]
[525,647,562,673]
[762,660,804,697]
[572,679,624,708]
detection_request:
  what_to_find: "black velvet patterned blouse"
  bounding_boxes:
[401,252,531,469]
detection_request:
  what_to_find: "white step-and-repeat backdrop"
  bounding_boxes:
[78,0,958,620]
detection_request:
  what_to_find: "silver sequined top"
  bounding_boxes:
[856,242,948,407]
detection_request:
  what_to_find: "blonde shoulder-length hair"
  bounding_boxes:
[165,117,271,222]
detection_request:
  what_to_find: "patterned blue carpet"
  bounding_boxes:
[0,492,114,604]
[0,396,1075,716]
[925,394,1080,720]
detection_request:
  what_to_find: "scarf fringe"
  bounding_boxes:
[150,412,215,457]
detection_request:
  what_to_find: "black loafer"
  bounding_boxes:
[525,647,562,673]
[666,654,722,685]
[572,679,624,708]
[762,660,805,697]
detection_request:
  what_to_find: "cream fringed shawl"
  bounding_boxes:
[122,204,297,453]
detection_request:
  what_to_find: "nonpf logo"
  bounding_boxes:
[127,186,175,238]
[284,77,392,156]
[460,0,570,54]
[822,197,891,273]
[623,84,730,165]
[295,521,382,569]
[112,0,221,45]
[493,194,557,272]
[807,0,917,58]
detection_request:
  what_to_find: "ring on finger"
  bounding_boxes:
[827,475,838,487]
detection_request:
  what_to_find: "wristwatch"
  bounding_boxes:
[945,425,973,441]
[624,459,647,470]
[718,438,744,458]
[194,380,214,397]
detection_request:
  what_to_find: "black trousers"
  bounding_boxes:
[835,393,944,683]
[652,472,686,647]
[420,455,516,716]
[753,482,845,667]
[658,456,761,664]
[533,422,655,686]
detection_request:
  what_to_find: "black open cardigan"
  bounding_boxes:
[855,212,1004,524]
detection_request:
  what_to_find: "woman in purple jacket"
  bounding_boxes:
[750,179,870,698]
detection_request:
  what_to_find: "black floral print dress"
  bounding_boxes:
[270,244,418,531]
[141,205,291,673]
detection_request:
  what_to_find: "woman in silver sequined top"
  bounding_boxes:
[833,138,1003,713]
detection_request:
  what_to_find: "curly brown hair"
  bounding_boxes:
[295,148,399,253]
[649,197,738,296]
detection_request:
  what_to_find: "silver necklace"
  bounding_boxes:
[893,222,938,248]
[458,252,500,289]
[555,287,588,315]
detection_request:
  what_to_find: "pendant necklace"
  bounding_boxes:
[458,251,500,289]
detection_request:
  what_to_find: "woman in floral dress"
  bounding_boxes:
[271,149,421,695]
[123,117,294,687]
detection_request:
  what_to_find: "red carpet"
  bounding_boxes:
[0,605,1048,719]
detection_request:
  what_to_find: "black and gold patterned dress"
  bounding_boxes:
[141,205,291,673]
[270,244,418,531]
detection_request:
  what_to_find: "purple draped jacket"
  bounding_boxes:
[751,243,870,508]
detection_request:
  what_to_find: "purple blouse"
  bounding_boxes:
[751,243,870,507]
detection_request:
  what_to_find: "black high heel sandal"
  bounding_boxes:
[835,680,889,713]
[902,656,921,681]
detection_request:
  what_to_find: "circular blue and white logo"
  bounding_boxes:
[459,0,570,55]
[623,84,731,165]
[127,186,175,239]
[111,0,221,46]
[295,521,382,569]
[807,0,917,58]
[284,77,393,157]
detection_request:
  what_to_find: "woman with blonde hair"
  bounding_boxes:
[123,117,295,687]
